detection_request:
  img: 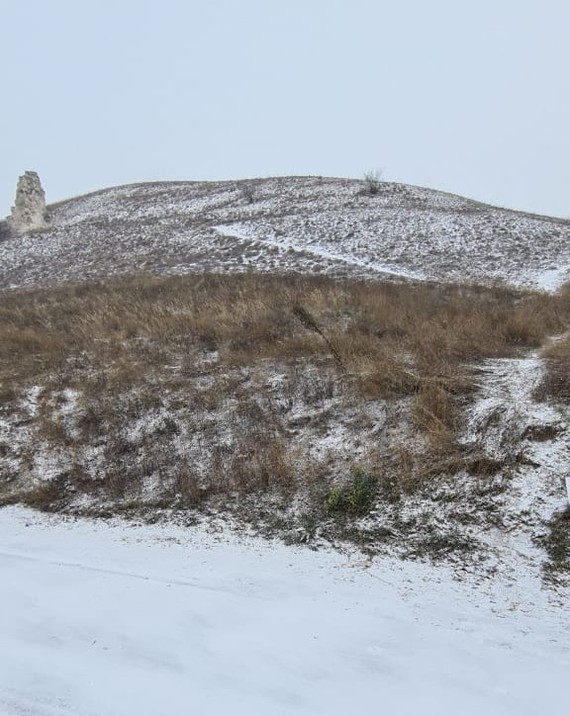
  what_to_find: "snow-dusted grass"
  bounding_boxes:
[2,176,570,291]
[537,332,570,404]
[1,506,568,716]
[461,351,570,579]
[2,272,570,575]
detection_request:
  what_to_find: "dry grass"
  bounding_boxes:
[2,272,570,514]
[534,284,570,402]
[540,507,570,581]
[1,273,566,393]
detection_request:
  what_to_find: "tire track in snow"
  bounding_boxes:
[0,549,267,599]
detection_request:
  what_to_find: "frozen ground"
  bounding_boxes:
[1,507,569,716]
[2,176,570,291]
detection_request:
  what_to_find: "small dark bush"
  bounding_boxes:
[326,467,377,517]
[239,184,256,204]
[361,170,383,196]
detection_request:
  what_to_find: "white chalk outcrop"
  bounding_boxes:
[7,171,49,235]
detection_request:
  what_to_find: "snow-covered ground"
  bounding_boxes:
[1,507,568,716]
[2,176,570,715]
[2,176,570,291]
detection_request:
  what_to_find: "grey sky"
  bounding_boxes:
[1,0,568,218]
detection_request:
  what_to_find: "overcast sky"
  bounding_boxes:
[1,0,568,218]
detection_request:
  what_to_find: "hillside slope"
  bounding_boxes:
[2,176,570,291]
[1,273,570,587]
[1,178,570,589]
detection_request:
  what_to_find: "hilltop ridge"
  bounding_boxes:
[2,176,569,291]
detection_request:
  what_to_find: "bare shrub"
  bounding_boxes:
[361,170,383,196]
[239,183,256,204]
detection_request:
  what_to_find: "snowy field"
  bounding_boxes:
[1,507,568,716]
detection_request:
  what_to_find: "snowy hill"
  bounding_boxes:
[2,176,570,291]
[2,176,570,714]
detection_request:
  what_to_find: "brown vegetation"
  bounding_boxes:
[536,284,570,401]
[1,272,567,392]
[1,272,570,528]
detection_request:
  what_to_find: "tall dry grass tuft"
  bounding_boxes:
[536,335,570,403]
[412,381,458,456]
[228,440,295,494]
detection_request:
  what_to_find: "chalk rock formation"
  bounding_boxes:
[7,171,49,234]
